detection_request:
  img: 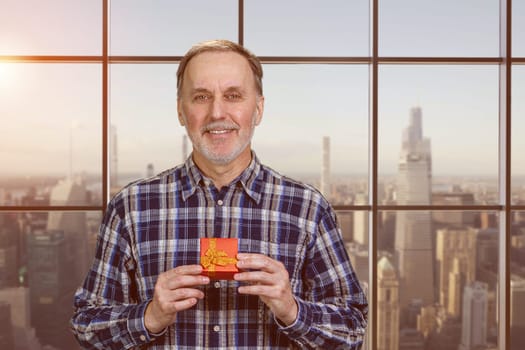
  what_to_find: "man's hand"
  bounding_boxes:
[234,253,298,326]
[145,265,210,334]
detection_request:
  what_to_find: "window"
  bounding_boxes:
[0,1,522,349]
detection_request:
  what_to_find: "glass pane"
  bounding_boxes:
[244,0,369,56]
[110,0,238,55]
[0,63,102,206]
[110,64,183,192]
[379,0,499,57]
[337,209,370,350]
[0,0,101,55]
[254,65,369,205]
[514,0,525,57]
[0,210,101,350]
[513,65,525,204]
[378,65,499,205]
[378,210,499,350]
[511,211,525,350]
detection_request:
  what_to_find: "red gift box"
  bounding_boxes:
[200,238,239,280]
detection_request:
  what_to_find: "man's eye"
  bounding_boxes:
[225,93,242,101]
[194,95,209,102]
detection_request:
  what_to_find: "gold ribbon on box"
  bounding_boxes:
[201,238,238,273]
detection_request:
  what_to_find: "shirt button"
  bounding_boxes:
[217,199,223,206]
[214,281,221,288]
[213,325,221,332]
[139,335,146,341]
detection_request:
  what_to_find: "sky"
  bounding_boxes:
[0,0,524,180]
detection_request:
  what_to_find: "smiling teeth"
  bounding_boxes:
[209,130,230,134]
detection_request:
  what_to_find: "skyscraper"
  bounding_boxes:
[378,256,400,350]
[47,178,88,284]
[110,124,118,187]
[435,227,477,317]
[459,282,488,350]
[511,276,525,350]
[395,107,435,310]
[353,193,368,246]
[320,136,330,198]
[28,230,77,349]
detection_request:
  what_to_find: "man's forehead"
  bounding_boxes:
[183,51,255,89]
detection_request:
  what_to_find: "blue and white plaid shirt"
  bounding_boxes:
[71,153,367,349]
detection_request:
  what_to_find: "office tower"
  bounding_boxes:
[338,211,353,242]
[459,282,488,350]
[110,124,119,187]
[378,256,399,350]
[353,193,368,246]
[182,134,189,161]
[435,227,477,317]
[320,136,330,198]
[475,228,498,286]
[479,212,498,229]
[28,230,77,349]
[447,257,464,318]
[0,287,41,350]
[432,192,475,228]
[511,276,525,350]
[47,178,88,283]
[0,215,19,289]
[425,310,462,350]
[398,328,424,350]
[0,302,14,350]
[346,242,369,287]
[147,163,155,177]
[395,107,435,310]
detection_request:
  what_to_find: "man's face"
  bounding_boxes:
[177,51,264,167]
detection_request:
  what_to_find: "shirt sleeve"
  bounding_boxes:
[279,207,369,349]
[70,197,157,349]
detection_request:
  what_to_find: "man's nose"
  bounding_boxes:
[209,97,225,119]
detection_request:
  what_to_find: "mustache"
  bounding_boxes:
[201,121,240,133]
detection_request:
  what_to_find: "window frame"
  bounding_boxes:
[0,1,522,349]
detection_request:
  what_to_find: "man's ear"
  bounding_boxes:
[254,96,264,126]
[177,100,185,126]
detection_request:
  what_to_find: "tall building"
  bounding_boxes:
[0,214,19,288]
[320,136,330,198]
[0,302,14,350]
[110,124,119,187]
[146,163,155,177]
[378,256,399,350]
[0,287,41,350]
[459,281,488,350]
[46,178,89,284]
[353,193,368,246]
[395,107,435,310]
[28,230,77,349]
[435,227,477,317]
[346,242,369,288]
[511,276,525,350]
[432,192,475,228]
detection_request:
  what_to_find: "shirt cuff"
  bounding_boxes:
[125,301,166,346]
[277,297,311,339]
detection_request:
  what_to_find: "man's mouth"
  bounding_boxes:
[208,129,232,135]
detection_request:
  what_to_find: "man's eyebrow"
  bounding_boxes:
[224,86,245,93]
[190,87,211,94]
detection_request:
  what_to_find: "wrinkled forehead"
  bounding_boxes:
[182,51,257,92]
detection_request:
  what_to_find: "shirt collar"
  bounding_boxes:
[181,152,263,204]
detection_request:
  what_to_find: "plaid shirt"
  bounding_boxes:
[71,154,367,349]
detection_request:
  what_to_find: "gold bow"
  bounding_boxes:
[201,238,238,272]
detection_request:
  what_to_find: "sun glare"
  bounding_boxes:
[0,62,13,89]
